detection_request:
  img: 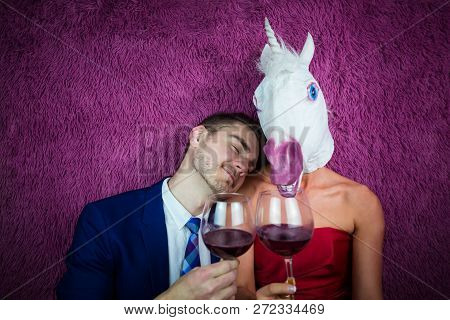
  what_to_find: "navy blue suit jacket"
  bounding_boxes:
[56,179,220,299]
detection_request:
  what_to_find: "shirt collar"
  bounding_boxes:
[162,177,204,231]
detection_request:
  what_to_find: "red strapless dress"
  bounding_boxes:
[255,227,352,299]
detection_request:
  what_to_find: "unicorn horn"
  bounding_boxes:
[264,17,282,54]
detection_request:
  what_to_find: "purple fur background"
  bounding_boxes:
[0,0,448,299]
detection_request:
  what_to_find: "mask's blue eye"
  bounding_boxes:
[307,82,319,101]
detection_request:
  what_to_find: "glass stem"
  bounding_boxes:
[284,257,296,299]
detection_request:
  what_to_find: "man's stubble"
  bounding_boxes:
[192,147,229,194]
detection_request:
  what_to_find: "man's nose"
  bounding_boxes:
[232,160,248,177]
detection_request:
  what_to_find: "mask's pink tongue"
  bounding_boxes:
[263,138,303,197]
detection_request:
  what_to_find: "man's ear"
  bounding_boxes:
[189,125,207,148]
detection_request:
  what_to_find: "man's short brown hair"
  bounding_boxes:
[185,112,265,173]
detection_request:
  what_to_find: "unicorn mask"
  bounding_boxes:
[253,18,334,197]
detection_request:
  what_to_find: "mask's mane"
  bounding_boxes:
[258,38,306,78]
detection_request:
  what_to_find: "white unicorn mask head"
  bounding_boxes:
[253,18,334,197]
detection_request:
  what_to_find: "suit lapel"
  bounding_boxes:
[140,179,170,297]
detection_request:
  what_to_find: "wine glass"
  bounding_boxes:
[200,193,255,260]
[255,189,314,299]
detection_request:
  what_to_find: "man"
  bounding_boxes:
[56,113,261,299]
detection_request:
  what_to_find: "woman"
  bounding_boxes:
[236,164,384,299]
[234,19,384,299]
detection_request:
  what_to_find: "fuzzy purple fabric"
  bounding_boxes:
[0,0,448,299]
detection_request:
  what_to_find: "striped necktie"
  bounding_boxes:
[180,217,201,276]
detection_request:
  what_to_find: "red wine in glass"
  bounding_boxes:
[257,224,312,257]
[203,229,254,259]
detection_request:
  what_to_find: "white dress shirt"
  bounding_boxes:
[161,177,211,285]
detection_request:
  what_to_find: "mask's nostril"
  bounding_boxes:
[277,179,299,198]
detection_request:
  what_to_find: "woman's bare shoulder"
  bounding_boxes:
[239,173,270,199]
[322,168,376,196]
[326,169,384,230]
